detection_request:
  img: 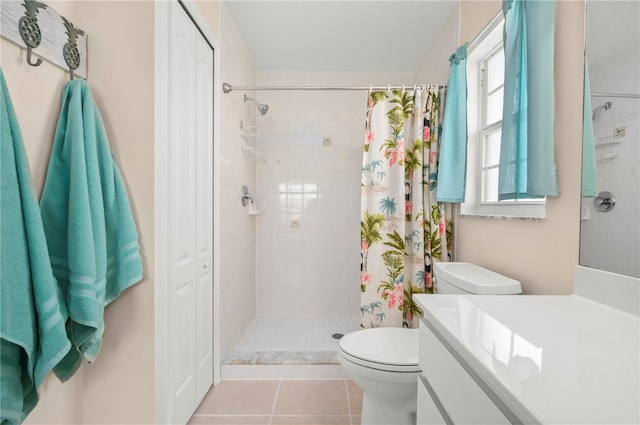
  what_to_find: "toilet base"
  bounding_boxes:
[360,390,417,425]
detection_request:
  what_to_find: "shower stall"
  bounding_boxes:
[221,73,412,378]
[580,0,640,279]
[581,90,640,278]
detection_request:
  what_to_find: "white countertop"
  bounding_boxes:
[414,292,640,424]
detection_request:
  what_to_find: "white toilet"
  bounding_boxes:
[338,262,521,425]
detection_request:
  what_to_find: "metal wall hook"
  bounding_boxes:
[26,45,42,66]
[18,0,47,67]
[61,16,84,80]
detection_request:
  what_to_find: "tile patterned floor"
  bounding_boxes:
[189,380,362,425]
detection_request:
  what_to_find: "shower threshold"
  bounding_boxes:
[223,350,339,365]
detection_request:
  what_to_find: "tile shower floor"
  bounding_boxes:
[224,315,361,365]
[189,379,363,425]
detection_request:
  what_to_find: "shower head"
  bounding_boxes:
[592,101,612,120]
[244,94,269,116]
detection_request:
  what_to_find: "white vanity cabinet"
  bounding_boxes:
[416,320,510,425]
[414,268,640,425]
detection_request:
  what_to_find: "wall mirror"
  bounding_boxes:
[580,0,639,278]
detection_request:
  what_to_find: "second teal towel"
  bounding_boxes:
[40,79,143,381]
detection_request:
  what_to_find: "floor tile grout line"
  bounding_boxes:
[191,379,359,423]
[194,413,353,418]
[269,379,282,425]
[191,414,273,417]
[344,379,353,425]
[266,414,354,417]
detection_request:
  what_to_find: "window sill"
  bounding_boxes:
[459,213,546,222]
[460,202,546,220]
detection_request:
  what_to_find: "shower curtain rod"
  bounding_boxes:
[591,91,640,99]
[222,82,445,94]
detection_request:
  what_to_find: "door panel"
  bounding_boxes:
[194,29,214,404]
[169,2,199,424]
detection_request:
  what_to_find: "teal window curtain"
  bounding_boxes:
[436,44,468,203]
[581,56,598,197]
[498,0,559,200]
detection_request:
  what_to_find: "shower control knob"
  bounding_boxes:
[593,191,616,213]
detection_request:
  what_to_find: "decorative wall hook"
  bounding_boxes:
[1,1,88,78]
[62,16,84,80]
[18,0,47,66]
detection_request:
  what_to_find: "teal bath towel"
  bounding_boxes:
[40,79,143,382]
[0,69,71,424]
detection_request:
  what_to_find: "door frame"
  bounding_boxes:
[154,1,222,422]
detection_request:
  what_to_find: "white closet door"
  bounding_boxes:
[194,26,214,403]
[168,1,214,423]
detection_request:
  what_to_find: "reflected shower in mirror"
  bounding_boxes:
[580,0,639,278]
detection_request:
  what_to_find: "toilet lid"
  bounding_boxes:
[338,328,420,372]
[434,262,522,294]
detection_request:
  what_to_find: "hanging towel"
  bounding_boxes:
[0,69,71,424]
[40,79,143,382]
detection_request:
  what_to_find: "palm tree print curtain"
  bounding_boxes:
[360,87,453,329]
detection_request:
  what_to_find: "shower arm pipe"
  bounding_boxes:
[223,82,445,93]
[591,91,640,99]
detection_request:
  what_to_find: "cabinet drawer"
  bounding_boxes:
[417,375,447,425]
[419,321,510,425]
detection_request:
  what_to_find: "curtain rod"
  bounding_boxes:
[591,91,640,99]
[222,82,445,94]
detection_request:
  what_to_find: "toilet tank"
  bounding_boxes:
[434,262,522,295]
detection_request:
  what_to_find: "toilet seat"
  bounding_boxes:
[338,328,420,373]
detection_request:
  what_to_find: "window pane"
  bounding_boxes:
[486,87,504,125]
[487,49,504,92]
[481,168,499,203]
[483,130,502,167]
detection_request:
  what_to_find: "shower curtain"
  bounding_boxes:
[360,87,453,329]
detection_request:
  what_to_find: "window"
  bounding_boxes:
[479,45,504,203]
[461,14,545,219]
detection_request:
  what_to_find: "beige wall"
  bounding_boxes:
[74,2,156,423]
[194,0,222,40]
[4,1,221,424]
[422,0,585,295]
[413,5,460,85]
[458,1,503,43]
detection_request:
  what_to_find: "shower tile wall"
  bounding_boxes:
[254,71,411,316]
[220,4,258,354]
[581,37,640,277]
